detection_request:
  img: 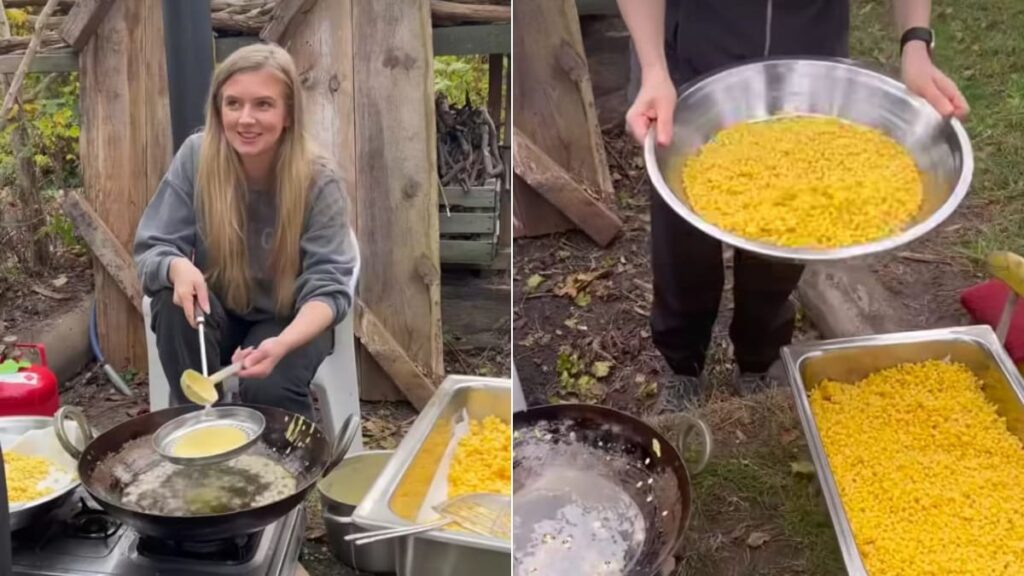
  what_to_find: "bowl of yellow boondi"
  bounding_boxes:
[644,57,973,262]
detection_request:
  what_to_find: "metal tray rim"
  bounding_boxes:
[352,374,512,553]
[780,324,1024,576]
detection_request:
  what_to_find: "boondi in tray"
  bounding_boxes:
[809,360,1024,575]
[681,116,923,248]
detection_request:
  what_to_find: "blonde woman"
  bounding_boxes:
[133,43,356,419]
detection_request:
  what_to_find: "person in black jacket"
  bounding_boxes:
[616,0,968,411]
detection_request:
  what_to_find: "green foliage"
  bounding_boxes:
[38,212,85,254]
[0,73,81,190]
[434,56,492,108]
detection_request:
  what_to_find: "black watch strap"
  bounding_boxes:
[900,27,934,55]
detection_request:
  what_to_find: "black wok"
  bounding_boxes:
[513,403,711,576]
[53,403,358,541]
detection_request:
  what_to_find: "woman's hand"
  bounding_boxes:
[901,42,969,119]
[168,257,210,329]
[626,69,677,146]
[233,338,288,379]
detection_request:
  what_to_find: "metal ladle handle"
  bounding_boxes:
[322,413,360,478]
[346,518,452,546]
[54,406,95,460]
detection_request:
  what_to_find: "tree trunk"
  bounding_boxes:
[12,114,48,270]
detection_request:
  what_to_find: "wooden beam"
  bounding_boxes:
[0,31,64,55]
[59,0,114,50]
[260,0,318,43]
[433,23,509,56]
[1,0,74,8]
[514,0,616,238]
[78,0,171,370]
[354,301,436,411]
[0,51,75,73]
[61,191,143,315]
[353,0,445,402]
[514,128,622,246]
[0,35,259,74]
[431,0,510,25]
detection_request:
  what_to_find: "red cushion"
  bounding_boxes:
[960,280,1024,362]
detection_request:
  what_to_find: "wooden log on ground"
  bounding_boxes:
[352,0,444,404]
[513,0,616,239]
[61,191,143,316]
[59,0,113,50]
[798,263,916,339]
[514,128,622,246]
[78,0,171,370]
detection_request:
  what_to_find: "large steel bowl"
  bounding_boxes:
[644,57,974,262]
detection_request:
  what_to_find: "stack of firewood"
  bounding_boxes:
[436,93,504,191]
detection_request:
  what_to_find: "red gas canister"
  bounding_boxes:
[0,339,60,417]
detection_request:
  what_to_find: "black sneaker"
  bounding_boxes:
[656,373,707,414]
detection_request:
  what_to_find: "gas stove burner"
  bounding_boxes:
[136,531,262,564]
[66,504,121,540]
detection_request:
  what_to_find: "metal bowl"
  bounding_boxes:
[644,57,974,262]
[152,406,265,466]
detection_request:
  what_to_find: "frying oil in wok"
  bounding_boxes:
[121,454,296,515]
[514,467,646,576]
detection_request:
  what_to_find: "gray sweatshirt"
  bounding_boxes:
[133,133,357,327]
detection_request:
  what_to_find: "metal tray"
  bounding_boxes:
[780,325,1024,575]
[353,375,511,576]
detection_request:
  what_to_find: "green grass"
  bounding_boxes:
[850,0,1024,262]
[690,446,844,574]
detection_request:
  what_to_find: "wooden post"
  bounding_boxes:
[513,0,616,239]
[281,1,443,406]
[352,0,443,401]
[78,0,171,370]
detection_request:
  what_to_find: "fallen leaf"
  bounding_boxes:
[591,361,612,378]
[790,460,816,477]
[525,274,545,292]
[574,292,591,307]
[51,275,68,288]
[726,523,749,541]
[779,429,799,445]
[32,286,69,300]
[746,532,770,548]
[637,380,658,399]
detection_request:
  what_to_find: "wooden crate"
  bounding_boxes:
[439,179,501,266]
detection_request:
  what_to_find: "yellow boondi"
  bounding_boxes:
[809,360,1024,576]
[448,415,511,497]
[681,116,923,248]
[4,452,55,503]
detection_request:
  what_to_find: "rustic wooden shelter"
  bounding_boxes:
[513,0,623,247]
[1,0,510,409]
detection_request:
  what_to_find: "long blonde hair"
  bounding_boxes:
[196,43,314,317]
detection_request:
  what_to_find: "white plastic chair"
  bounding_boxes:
[143,229,363,451]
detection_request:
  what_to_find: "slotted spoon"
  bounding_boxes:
[346,492,510,545]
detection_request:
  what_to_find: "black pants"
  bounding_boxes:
[635,0,850,376]
[149,289,332,419]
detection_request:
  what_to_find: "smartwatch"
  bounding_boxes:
[900,27,935,56]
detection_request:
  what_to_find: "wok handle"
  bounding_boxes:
[346,518,452,546]
[53,406,93,460]
[324,413,360,477]
[673,414,712,475]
